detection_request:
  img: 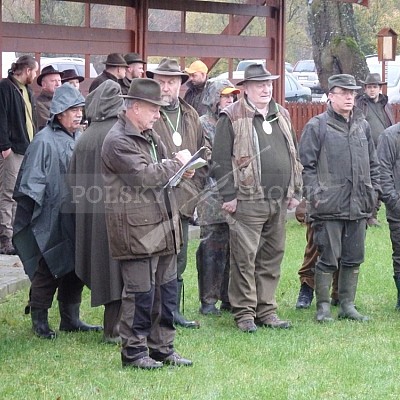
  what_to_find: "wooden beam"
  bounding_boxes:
[2,22,131,55]
[148,31,271,59]
[148,0,275,17]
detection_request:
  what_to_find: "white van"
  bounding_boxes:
[40,57,98,78]
[2,52,18,78]
[366,55,400,103]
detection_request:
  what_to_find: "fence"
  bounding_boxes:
[286,102,400,140]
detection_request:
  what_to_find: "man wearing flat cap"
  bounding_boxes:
[101,78,193,369]
[356,72,395,226]
[147,58,205,329]
[212,63,303,333]
[119,52,146,95]
[36,65,63,130]
[299,74,381,323]
[13,84,102,340]
[89,52,128,93]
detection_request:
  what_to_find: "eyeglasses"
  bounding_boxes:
[330,90,356,97]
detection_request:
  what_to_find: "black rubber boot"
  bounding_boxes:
[393,275,400,311]
[173,281,200,329]
[31,308,56,339]
[59,302,103,332]
[338,267,369,321]
[315,271,334,323]
[295,282,314,309]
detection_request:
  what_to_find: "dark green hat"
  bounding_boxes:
[328,74,361,91]
[121,78,168,106]
[124,52,146,65]
[236,63,279,86]
[102,53,128,67]
[146,58,189,84]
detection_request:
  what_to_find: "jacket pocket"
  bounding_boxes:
[361,183,376,214]
[313,183,345,215]
[125,206,168,256]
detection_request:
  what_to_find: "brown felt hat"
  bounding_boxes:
[124,52,146,65]
[360,72,387,86]
[61,69,84,83]
[146,58,189,84]
[102,53,128,67]
[37,65,64,87]
[121,78,168,106]
[236,63,279,86]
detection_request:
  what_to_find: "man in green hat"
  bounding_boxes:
[299,73,381,323]
[147,58,205,329]
[212,63,303,333]
[356,72,395,226]
[89,53,128,93]
[101,78,193,369]
[119,52,146,95]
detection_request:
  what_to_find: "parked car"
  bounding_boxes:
[216,70,312,102]
[40,56,98,78]
[236,59,293,73]
[365,55,400,103]
[292,59,322,94]
[1,52,17,78]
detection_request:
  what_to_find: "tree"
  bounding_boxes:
[307,0,369,93]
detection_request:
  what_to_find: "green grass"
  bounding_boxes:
[1,211,400,400]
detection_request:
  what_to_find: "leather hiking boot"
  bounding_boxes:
[122,355,163,370]
[0,238,16,255]
[256,313,292,329]
[295,283,314,309]
[199,303,221,316]
[153,352,193,367]
[237,319,257,333]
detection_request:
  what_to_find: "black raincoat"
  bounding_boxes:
[13,122,80,280]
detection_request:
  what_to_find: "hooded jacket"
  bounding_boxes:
[69,80,124,306]
[13,84,84,280]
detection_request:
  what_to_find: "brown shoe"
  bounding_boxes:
[256,313,292,329]
[122,355,163,369]
[237,319,257,333]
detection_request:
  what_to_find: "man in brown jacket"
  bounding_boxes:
[101,78,193,369]
[147,58,205,328]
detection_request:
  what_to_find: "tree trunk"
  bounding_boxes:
[307,0,369,94]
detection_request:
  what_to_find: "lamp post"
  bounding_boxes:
[377,28,398,95]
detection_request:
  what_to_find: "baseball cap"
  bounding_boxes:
[185,60,208,74]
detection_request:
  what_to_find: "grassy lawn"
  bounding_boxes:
[1,212,399,399]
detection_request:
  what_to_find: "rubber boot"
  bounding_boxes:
[31,308,56,339]
[315,271,334,323]
[59,302,103,332]
[338,267,369,321]
[173,280,200,329]
[295,282,314,309]
[331,269,340,306]
[393,275,400,311]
